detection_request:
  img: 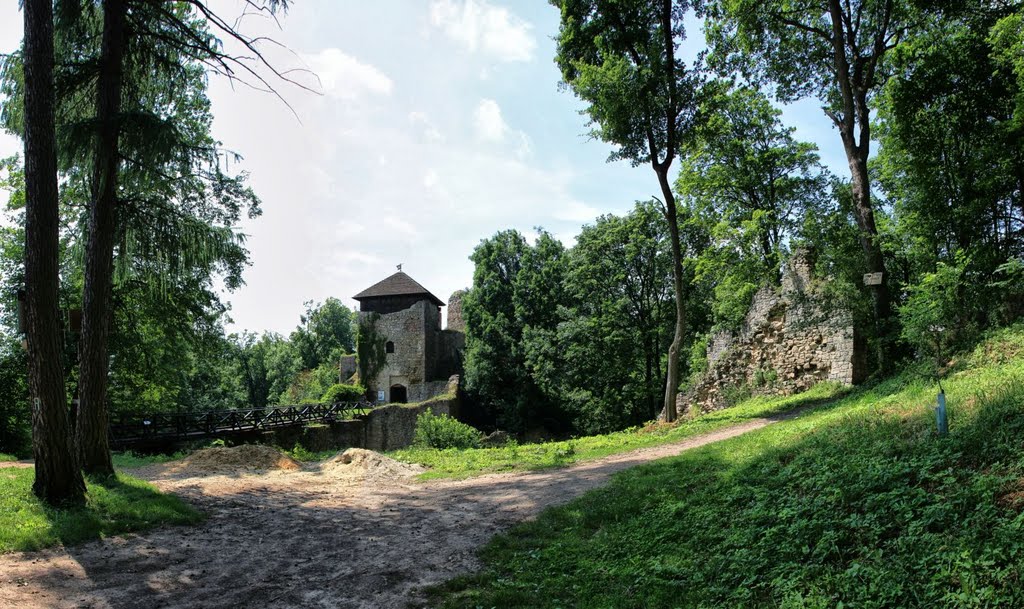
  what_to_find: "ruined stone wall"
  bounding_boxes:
[363,378,460,451]
[430,329,465,382]
[338,355,357,384]
[679,252,865,414]
[407,380,450,403]
[447,290,466,332]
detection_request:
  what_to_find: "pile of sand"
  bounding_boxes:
[321,448,424,482]
[170,445,302,475]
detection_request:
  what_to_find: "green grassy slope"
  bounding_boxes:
[393,382,848,480]
[0,471,202,553]
[434,325,1024,608]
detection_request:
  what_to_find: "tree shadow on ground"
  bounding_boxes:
[433,377,1024,608]
[1,377,929,609]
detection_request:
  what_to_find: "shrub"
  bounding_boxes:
[899,252,978,365]
[287,442,317,462]
[322,383,366,404]
[414,410,482,449]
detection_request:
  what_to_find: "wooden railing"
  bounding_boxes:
[109,401,372,447]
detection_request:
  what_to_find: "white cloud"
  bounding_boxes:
[473,98,508,141]
[514,131,532,160]
[429,0,536,62]
[473,99,533,160]
[409,111,445,143]
[553,200,601,223]
[302,48,393,99]
[423,169,440,189]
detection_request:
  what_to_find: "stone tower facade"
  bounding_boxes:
[354,272,465,404]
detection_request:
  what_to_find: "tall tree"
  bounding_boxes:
[680,86,830,328]
[11,0,291,472]
[704,0,914,364]
[291,298,356,370]
[552,0,703,421]
[463,230,529,431]
[876,3,1024,337]
[21,0,86,505]
[77,0,127,476]
[463,230,572,432]
[558,202,677,431]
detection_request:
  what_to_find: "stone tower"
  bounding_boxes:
[447,289,466,332]
[354,271,464,404]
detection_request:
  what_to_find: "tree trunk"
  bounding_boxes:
[77,0,127,477]
[845,142,892,370]
[658,166,685,422]
[826,0,893,370]
[22,0,87,506]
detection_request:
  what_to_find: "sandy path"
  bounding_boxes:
[0,410,801,609]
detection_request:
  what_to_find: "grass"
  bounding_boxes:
[111,450,188,468]
[0,470,202,554]
[431,325,1024,608]
[283,443,339,462]
[391,381,848,480]
[0,453,18,462]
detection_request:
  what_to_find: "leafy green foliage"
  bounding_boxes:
[682,86,831,330]
[291,298,356,370]
[0,471,202,553]
[989,11,1024,130]
[355,313,386,393]
[556,203,685,432]
[0,1,264,422]
[551,0,700,167]
[463,230,568,433]
[899,253,978,365]
[322,383,366,404]
[0,338,30,458]
[413,410,482,450]
[432,326,1024,608]
[876,6,1024,341]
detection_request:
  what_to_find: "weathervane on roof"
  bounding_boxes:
[397,263,403,272]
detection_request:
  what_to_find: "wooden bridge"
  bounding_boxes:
[109,402,372,448]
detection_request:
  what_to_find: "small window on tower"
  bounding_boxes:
[385,341,395,354]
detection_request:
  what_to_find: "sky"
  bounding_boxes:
[0,0,850,335]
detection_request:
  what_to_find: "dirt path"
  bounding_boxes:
[0,411,801,609]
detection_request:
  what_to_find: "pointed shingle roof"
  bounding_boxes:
[353,271,445,306]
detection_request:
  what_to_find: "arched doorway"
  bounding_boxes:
[389,384,407,404]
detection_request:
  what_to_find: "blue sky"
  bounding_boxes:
[0,0,850,335]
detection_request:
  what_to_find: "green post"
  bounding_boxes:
[936,389,949,437]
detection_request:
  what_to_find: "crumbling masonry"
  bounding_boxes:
[678,250,866,414]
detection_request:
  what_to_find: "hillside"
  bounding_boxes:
[433,325,1024,608]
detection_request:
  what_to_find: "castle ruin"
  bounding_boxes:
[678,249,867,414]
[353,271,465,403]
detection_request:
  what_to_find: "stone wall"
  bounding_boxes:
[407,379,450,403]
[256,376,461,453]
[679,251,865,414]
[361,297,465,404]
[339,355,357,384]
[430,329,465,382]
[363,393,458,451]
[447,290,466,332]
[362,300,434,402]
